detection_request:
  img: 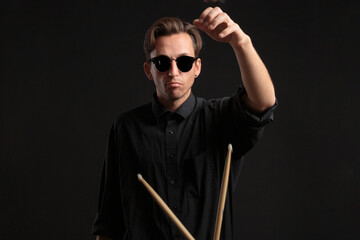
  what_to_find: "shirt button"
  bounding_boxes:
[169,153,175,159]
[170,179,175,184]
[173,205,178,210]
[168,130,175,135]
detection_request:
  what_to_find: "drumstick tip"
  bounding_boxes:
[137,173,143,181]
[228,143,233,153]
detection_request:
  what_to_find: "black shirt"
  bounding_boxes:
[92,86,277,240]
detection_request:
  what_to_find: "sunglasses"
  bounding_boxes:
[149,55,198,73]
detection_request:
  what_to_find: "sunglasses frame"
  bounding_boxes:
[148,55,199,73]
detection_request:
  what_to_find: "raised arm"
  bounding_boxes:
[193,7,276,113]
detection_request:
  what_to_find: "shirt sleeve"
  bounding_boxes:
[218,85,278,159]
[234,85,277,127]
[91,123,126,240]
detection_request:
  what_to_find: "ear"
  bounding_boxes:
[144,62,153,80]
[194,58,201,78]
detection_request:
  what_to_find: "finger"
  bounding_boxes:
[193,19,208,32]
[198,7,214,24]
[218,23,240,38]
[208,12,232,30]
[203,7,223,27]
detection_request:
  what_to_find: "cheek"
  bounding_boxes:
[152,73,165,87]
[150,68,157,79]
[150,69,161,81]
[185,73,196,84]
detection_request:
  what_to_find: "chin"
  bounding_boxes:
[168,95,182,101]
[167,90,184,99]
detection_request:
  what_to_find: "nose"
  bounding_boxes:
[168,59,180,77]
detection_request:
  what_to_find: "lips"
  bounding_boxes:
[166,81,182,88]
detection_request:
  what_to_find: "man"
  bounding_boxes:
[92,7,276,240]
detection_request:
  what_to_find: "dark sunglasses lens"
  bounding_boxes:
[177,56,195,72]
[154,56,170,72]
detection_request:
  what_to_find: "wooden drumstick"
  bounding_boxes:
[213,144,233,240]
[137,174,195,240]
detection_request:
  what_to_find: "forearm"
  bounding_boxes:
[231,35,276,113]
[194,7,276,112]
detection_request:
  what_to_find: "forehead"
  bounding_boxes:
[151,33,195,58]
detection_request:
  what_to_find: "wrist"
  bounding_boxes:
[230,34,252,49]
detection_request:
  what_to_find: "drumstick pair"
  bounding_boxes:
[138,144,233,240]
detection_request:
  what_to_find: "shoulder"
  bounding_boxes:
[195,94,233,112]
[114,102,153,126]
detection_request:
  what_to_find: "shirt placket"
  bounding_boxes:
[165,115,183,238]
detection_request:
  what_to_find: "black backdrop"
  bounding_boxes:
[1,0,359,239]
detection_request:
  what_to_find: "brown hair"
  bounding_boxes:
[143,17,203,61]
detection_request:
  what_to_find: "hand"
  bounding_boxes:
[193,7,249,47]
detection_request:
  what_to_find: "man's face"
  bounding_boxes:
[144,33,201,108]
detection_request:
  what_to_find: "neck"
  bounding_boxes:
[157,91,191,112]
[158,98,183,112]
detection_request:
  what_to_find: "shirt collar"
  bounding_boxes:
[152,92,195,120]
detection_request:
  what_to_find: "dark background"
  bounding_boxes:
[1,0,359,239]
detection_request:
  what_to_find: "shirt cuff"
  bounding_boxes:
[235,86,278,127]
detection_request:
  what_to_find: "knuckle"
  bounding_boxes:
[204,7,213,15]
[220,13,228,20]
